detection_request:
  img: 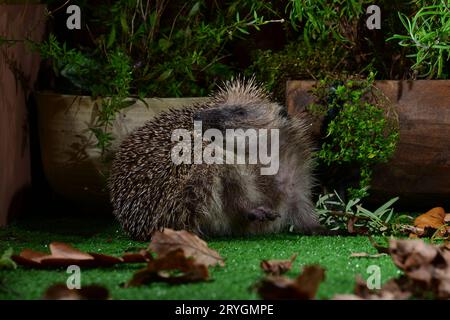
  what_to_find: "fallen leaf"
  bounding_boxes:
[256,276,307,300]
[12,242,149,268]
[445,214,450,223]
[149,229,224,267]
[336,239,450,300]
[389,239,444,285]
[48,242,93,260]
[296,265,326,299]
[126,249,209,287]
[122,249,152,263]
[256,264,325,300]
[334,275,411,300]
[347,217,356,234]
[88,253,123,267]
[12,249,54,267]
[345,217,369,235]
[39,242,95,267]
[260,254,297,275]
[413,207,447,237]
[43,283,109,300]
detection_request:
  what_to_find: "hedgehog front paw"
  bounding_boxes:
[246,207,280,222]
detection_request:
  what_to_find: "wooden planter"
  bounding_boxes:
[36,93,208,209]
[287,80,450,209]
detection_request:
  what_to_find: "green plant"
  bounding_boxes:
[0,248,16,270]
[316,191,412,235]
[249,0,390,100]
[247,40,349,101]
[389,0,450,78]
[286,0,370,49]
[38,35,134,154]
[308,73,399,199]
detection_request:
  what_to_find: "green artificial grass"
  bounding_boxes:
[0,215,401,300]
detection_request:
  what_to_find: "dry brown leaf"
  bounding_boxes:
[388,239,450,299]
[122,249,152,263]
[347,217,356,234]
[390,239,438,283]
[295,265,326,299]
[48,242,94,260]
[334,275,411,300]
[43,283,109,300]
[336,240,450,300]
[149,228,224,267]
[256,276,307,300]
[256,264,325,300]
[346,217,369,235]
[388,238,450,297]
[260,254,297,275]
[12,242,148,268]
[126,249,209,287]
[445,214,450,223]
[12,243,95,267]
[88,253,123,267]
[413,207,447,237]
[11,249,47,267]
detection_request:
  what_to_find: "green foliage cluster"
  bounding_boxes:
[286,0,370,47]
[42,1,277,97]
[38,34,134,153]
[316,191,414,236]
[250,1,449,96]
[308,73,399,199]
[0,248,16,270]
[390,0,450,78]
[246,41,347,101]
[37,0,277,154]
[247,3,378,100]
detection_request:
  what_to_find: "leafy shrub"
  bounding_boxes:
[286,0,370,47]
[246,40,348,101]
[389,0,450,78]
[308,73,399,199]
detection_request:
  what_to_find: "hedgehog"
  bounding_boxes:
[109,78,321,240]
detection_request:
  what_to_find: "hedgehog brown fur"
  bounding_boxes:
[109,78,321,240]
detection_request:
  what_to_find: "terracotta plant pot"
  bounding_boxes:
[36,93,208,209]
[286,80,450,209]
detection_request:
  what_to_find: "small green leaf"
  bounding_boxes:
[0,248,17,270]
[158,38,172,52]
[189,2,201,17]
[157,69,173,82]
[120,14,128,33]
[107,26,116,49]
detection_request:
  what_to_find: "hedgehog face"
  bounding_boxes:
[194,102,282,132]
